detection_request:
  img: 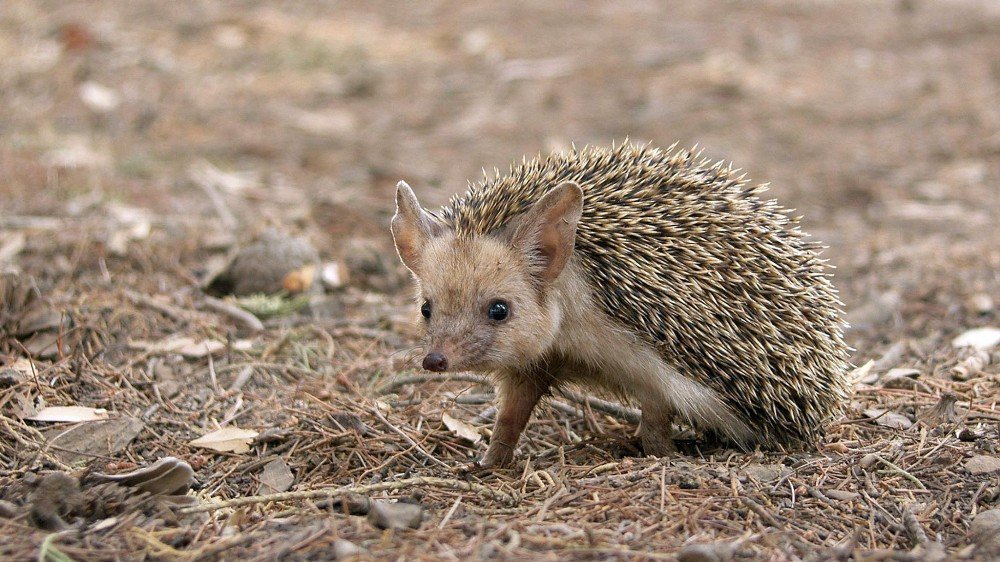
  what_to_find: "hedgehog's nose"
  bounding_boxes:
[422,352,448,372]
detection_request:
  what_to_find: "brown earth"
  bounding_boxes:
[1,1,999,560]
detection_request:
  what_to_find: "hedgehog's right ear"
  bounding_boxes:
[510,181,584,283]
[392,181,446,274]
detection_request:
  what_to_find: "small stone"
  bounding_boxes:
[743,463,790,484]
[205,229,319,297]
[367,500,423,530]
[965,455,1000,475]
[967,294,994,316]
[0,500,18,519]
[333,539,363,559]
[257,458,294,494]
[970,510,1000,551]
[79,82,120,113]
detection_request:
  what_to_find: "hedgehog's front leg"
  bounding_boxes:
[477,375,549,469]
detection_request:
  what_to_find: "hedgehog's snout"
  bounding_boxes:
[422,351,448,372]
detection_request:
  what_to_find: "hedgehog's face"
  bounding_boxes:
[391,181,583,373]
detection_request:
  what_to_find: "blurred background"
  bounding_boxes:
[1,0,998,367]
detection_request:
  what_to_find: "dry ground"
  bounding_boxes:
[1,1,999,560]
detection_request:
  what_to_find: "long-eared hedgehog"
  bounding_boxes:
[391,142,851,469]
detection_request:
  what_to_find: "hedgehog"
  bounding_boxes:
[391,142,851,469]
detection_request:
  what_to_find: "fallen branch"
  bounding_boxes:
[201,296,264,332]
[178,476,518,514]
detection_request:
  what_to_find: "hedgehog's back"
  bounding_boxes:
[440,143,851,445]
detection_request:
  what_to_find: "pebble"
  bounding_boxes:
[367,500,423,530]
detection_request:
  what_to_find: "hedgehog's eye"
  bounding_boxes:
[420,300,432,320]
[487,300,509,322]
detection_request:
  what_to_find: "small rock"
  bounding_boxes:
[0,500,17,518]
[743,463,790,484]
[205,230,319,297]
[367,500,423,530]
[966,294,994,316]
[965,455,1000,475]
[864,408,914,430]
[333,539,364,559]
[258,458,295,494]
[79,82,120,113]
[970,510,1000,552]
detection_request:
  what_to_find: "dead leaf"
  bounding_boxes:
[863,408,914,430]
[965,455,1000,475]
[880,368,922,390]
[258,458,295,494]
[442,412,481,444]
[189,427,258,454]
[0,231,26,264]
[129,336,250,358]
[28,406,110,422]
[43,417,144,464]
[952,327,1000,350]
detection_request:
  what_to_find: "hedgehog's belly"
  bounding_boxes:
[549,260,754,445]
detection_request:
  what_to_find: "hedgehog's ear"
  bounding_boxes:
[392,181,446,274]
[510,181,583,283]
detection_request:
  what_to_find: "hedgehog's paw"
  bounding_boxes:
[638,419,678,457]
[459,442,515,474]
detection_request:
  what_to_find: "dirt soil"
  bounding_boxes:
[1,1,999,560]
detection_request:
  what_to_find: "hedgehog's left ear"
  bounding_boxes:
[392,181,447,275]
[510,181,583,283]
